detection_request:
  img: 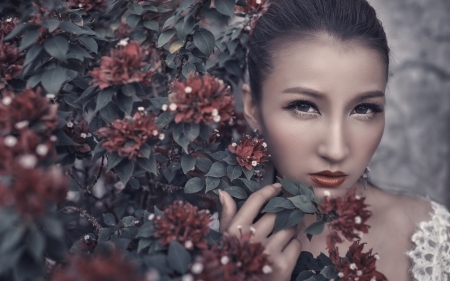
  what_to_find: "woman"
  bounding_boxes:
[217,0,450,280]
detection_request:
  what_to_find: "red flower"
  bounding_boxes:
[62,120,91,154]
[0,166,68,218]
[0,129,57,174]
[90,41,155,90]
[0,41,24,89]
[234,0,268,13]
[96,111,159,159]
[0,88,59,135]
[320,191,372,242]
[330,241,387,281]
[0,18,18,41]
[154,201,211,250]
[228,135,269,170]
[167,73,235,124]
[191,231,271,281]
[51,250,145,281]
[114,19,133,39]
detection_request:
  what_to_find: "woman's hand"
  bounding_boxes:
[218,183,302,281]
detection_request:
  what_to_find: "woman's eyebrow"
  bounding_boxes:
[281,86,325,99]
[353,91,385,102]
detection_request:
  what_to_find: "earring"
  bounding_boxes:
[361,167,370,190]
[253,128,260,137]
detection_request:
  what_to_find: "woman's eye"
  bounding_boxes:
[351,103,384,117]
[286,101,319,114]
[353,105,373,114]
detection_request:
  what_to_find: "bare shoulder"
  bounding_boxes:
[369,187,433,232]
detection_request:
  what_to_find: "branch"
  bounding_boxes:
[59,206,103,233]
[87,155,105,193]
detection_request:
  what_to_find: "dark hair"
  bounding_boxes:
[247,0,390,103]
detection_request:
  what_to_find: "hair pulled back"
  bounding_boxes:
[247,0,390,103]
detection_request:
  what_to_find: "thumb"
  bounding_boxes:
[218,189,237,233]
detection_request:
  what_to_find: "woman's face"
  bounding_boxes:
[244,35,387,197]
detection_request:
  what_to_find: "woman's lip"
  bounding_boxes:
[310,175,347,187]
[310,170,347,177]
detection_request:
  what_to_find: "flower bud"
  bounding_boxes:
[4,135,17,147]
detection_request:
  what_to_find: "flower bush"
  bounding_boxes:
[0,0,386,280]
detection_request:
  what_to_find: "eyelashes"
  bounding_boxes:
[283,100,384,119]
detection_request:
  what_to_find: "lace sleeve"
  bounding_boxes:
[406,201,450,281]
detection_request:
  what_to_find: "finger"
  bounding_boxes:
[251,213,276,239]
[230,183,282,227]
[218,189,237,233]
[265,227,296,254]
[281,237,303,266]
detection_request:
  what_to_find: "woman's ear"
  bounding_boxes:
[241,84,260,131]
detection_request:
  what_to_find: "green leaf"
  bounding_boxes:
[182,62,196,78]
[3,23,30,41]
[44,35,69,61]
[89,116,106,135]
[181,154,196,173]
[239,178,260,192]
[41,217,64,239]
[128,3,144,15]
[163,15,177,30]
[205,177,220,192]
[19,28,40,51]
[25,229,46,261]
[173,124,191,152]
[139,143,152,158]
[273,209,305,233]
[205,161,227,177]
[24,44,43,66]
[182,0,196,8]
[176,16,196,38]
[103,213,116,226]
[288,195,318,213]
[224,186,247,199]
[137,154,158,175]
[215,0,235,17]
[168,241,191,274]
[278,177,301,196]
[223,154,238,165]
[193,29,215,57]
[227,39,239,54]
[42,19,60,32]
[136,222,156,238]
[116,92,134,115]
[183,122,199,141]
[115,159,134,185]
[157,29,176,47]
[41,67,66,94]
[156,111,175,127]
[121,84,136,96]
[138,238,153,253]
[211,151,227,161]
[126,14,141,29]
[78,36,98,53]
[143,20,159,32]
[304,221,325,236]
[150,97,169,108]
[184,177,204,193]
[196,157,213,172]
[107,152,123,170]
[276,199,297,209]
[0,224,26,253]
[242,166,253,179]
[95,88,115,112]
[100,102,120,122]
[295,271,315,281]
[261,197,286,213]
[59,21,93,35]
[227,165,242,181]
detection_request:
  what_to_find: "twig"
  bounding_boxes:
[59,206,103,233]
[86,155,105,193]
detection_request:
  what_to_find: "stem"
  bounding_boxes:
[86,155,105,193]
[59,206,103,233]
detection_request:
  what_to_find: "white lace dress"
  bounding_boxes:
[407,201,450,280]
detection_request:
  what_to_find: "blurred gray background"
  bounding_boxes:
[367,0,450,207]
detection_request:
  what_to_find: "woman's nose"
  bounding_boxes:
[316,120,350,163]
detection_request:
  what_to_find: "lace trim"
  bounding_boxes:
[406,201,450,281]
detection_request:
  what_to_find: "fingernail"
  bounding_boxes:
[273,183,282,189]
[218,189,224,205]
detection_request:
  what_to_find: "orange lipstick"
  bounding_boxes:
[309,170,347,188]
